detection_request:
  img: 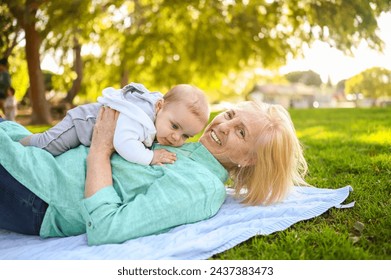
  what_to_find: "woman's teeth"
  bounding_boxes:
[211,131,222,145]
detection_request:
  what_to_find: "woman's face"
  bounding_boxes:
[199,108,262,169]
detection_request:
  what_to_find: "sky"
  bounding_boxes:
[279,12,391,84]
[42,12,391,86]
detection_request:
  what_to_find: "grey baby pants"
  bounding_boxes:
[29,103,101,156]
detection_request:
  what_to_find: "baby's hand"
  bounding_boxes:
[151,149,177,165]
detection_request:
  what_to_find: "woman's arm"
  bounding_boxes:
[82,168,226,245]
[85,107,118,198]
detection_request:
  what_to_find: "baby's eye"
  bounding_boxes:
[171,124,179,129]
[182,134,190,140]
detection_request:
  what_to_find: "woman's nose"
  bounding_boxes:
[218,122,230,134]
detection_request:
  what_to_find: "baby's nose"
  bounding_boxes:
[171,133,183,146]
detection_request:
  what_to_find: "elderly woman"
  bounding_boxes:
[0,101,307,245]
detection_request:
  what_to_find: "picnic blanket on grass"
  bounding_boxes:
[0,185,353,260]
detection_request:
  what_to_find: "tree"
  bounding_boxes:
[41,0,112,105]
[89,0,391,101]
[0,5,22,59]
[336,79,346,92]
[285,70,322,87]
[2,0,106,121]
[5,0,52,124]
[2,0,391,117]
[345,67,391,102]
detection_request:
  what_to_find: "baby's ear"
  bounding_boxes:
[155,99,165,112]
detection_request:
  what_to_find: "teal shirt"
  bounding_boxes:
[0,121,228,245]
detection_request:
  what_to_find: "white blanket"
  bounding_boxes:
[0,186,353,260]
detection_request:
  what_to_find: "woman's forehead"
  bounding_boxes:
[234,108,263,119]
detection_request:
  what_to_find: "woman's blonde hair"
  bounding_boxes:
[231,101,308,205]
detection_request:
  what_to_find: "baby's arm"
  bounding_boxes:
[151,149,176,165]
[115,134,176,165]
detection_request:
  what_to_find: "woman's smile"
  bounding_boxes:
[210,130,222,145]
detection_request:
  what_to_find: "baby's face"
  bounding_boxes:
[154,102,205,147]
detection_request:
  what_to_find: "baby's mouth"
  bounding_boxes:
[160,138,171,146]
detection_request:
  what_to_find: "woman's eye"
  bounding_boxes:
[239,129,245,138]
[225,111,232,119]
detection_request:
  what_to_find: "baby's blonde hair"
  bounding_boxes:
[164,84,210,126]
[231,101,308,205]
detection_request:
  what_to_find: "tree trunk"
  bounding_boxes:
[121,69,129,87]
[64,36,83,105]
[9,0,52,124]
[24,21,52,124]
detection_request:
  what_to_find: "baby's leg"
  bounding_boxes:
[70,103,101,146]
[21,114,82,156]
[20,103,100,155]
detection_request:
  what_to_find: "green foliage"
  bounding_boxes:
[285,70,322,86]
[304,0,390,53]
[2,0,391,104]
[24,124,52,134]
[214,107,391,259]
[7,47,29,101]
[76,54,120,103]
[336,79,346,92]
[8,47,68,101]
[345,67,391,99]
[0,4,21,57]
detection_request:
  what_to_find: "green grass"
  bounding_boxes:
[24,124,52,133]
[212,108,391,259]
[25,108,391,259]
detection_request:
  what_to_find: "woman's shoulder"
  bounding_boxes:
[0,121,31,141]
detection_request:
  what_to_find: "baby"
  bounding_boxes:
[20,83,209,165]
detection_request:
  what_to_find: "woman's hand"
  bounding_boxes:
[85,106,119,198]
[89,106,119,158]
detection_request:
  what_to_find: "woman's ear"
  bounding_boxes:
[155,99,165,113]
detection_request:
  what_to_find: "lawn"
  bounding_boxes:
[212,107,391,259]
[25,107,390,259]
